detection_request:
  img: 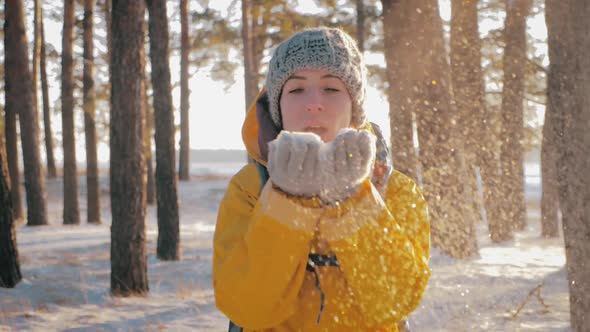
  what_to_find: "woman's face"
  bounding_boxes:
[279,69,353,143]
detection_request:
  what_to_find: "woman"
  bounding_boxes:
[213,27,430,331]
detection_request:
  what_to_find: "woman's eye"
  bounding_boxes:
[289,88,304,94]
[325,87,340,93]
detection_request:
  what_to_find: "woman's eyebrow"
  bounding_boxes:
[286,74,339,82]
[286,75,306,82]
[321,74,339,79]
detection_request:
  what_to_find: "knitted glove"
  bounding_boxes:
[267,131,324,198]
[267,129,376,204]
[318,128,376,204]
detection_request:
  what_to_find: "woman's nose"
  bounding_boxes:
[305,90,324,112]
[306,103,324,112]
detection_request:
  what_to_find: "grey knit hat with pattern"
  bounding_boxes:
[265,27,367,128]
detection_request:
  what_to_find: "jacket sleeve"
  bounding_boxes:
[213,165,322,329]
[318,171,431,326]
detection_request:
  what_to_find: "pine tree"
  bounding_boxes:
[0,4,23,279]
[450,0,485,226]
[145,74,156,206]
[242,0,259,109]
[5,0,48,227]
[0,125,21,288]
[380,0,418,180]
[540,0,561,238]
[39,2,57,179]
[3,0,24,223]
[178,0,191,181]
[355,0,365,53]
[547,0,590,329]
[381,0,477,258]
[84,0,101,224]
[498,0,531,233]
[62,0,80,225]
[146,0,181,260]
[110,0,149,296]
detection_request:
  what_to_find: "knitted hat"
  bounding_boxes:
[265,27,367,128]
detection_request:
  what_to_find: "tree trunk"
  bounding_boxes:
[382,0,477,259]
[62,0,80,225]
[32,0,41,140]
[146,146,156,205]
[380,0,418,181]
[145,77,156,206]
[541,0,563,239]
[147,0,181,261]
[39,4,57,179]
[547,0,590,329]
[3,85,23,222]
[5,0,48,227]
[178,0,190,181]
[0,131,21,288]
[498,0,531,233]
[242,0,259,110]
[540,101,559,237]
[251,5,262,86]
[356,0,365,53]
[450,0,485,226]
[84,0,101,224]
[110,0,149,296]
[104,0,112,81]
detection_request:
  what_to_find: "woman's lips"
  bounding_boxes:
[303,127,327,137]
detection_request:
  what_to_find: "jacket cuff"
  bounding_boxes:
[318,180,387,242]
[259,181,323,235]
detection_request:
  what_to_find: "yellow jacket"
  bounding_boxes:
[213,91,431,331]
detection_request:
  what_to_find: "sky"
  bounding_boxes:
[36,0,548,156]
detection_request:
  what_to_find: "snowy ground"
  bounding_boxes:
[0,162,571,331]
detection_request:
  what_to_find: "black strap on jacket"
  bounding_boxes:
[306,253,340,324]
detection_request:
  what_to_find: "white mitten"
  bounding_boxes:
[267,129,376,204]
[267,131,324,197]
[318,128,376,204]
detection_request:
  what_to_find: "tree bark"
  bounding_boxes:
[382,0,477,259]
[242,0,259,110]
[62,0,80,225]
[104,0,112,82]
[450,0,485,226]
[110,0,149,296]
[3,82,23,222]
[147,0,181,261]
[32,0,41,140]
[540,101,559,237]
[547,0,590,329]
[146,145,156,205]
[0,129,21,288]
[251,5,262,85]
[356,0,365,53]
[498,0,531,233]
[5,0,48,227]
[541,0,563,239]
[380,0,418,181]
[39,4,57,179]
[145,76,156,206]
[84,0,101,224]
[178,0,191,181]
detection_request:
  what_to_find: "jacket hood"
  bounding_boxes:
[241,88,279,167]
